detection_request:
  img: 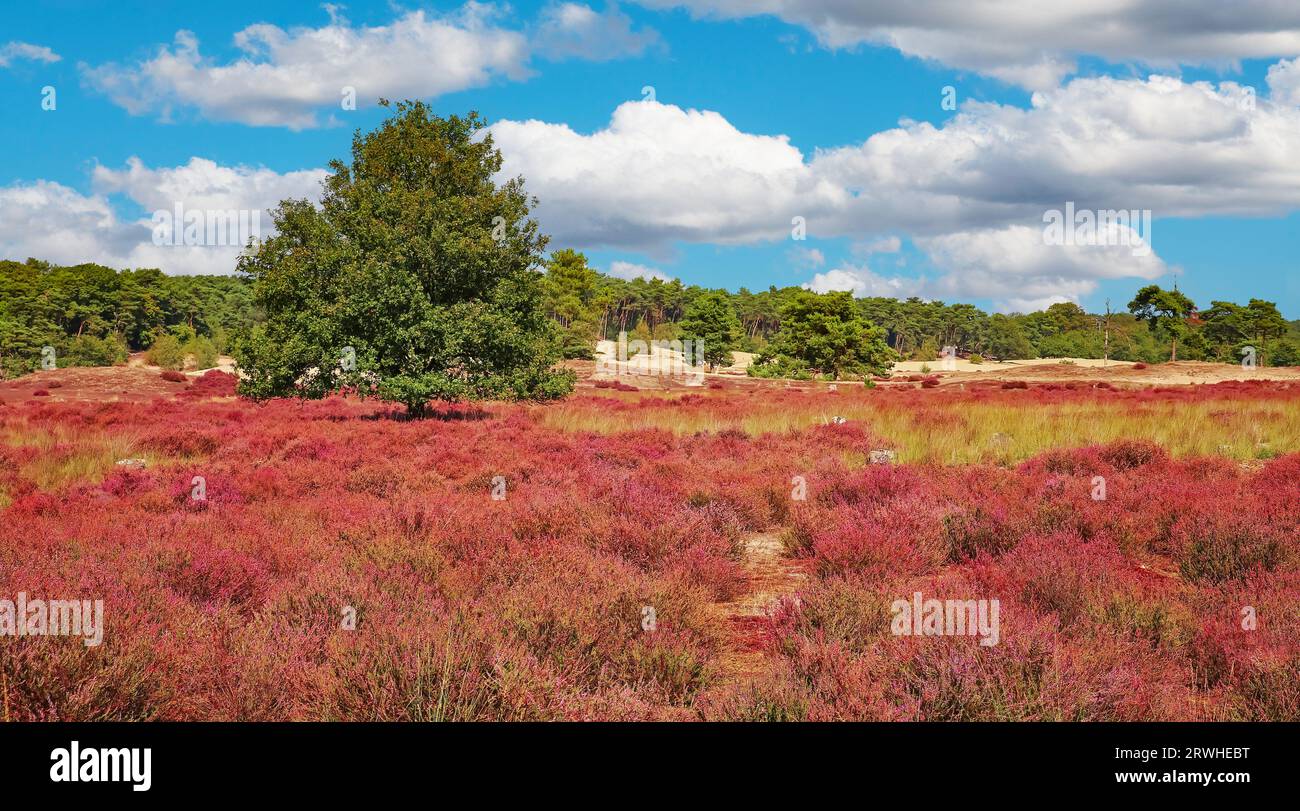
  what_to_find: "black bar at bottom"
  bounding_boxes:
[0,722,1288,798]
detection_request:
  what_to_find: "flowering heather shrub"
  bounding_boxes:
[593,379,637,392]
[179,369,237,398]
[942,499,1024,562]
[807,498,947,580]
[1098,439,1168,470]
[1172,511,1288,584]
[0,384,1297,720]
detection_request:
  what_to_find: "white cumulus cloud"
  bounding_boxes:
[1,159,325,275]
[491,70,1300,306]
[535,2,661,61]
[82,3,656,129]
[0,41,60,67]
[607,260,674,281]
[1267,57,1300,106]
[490,100,844,250]
[634,1,1300,90]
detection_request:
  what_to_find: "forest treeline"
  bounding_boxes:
[3,251,1298,378]
[539,249,1300,370]
[0,259,256,376]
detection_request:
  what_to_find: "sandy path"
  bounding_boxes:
[711,531,808,681]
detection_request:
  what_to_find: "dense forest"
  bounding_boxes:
[3,252,1298,379]
[538,249,1300,370]
[0,259,256,376]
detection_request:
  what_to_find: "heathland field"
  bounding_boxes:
[1,366,1297,720]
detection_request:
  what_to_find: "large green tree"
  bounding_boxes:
[751,291,896,379]
[678,290,741,369]
[984,313,1036,359]
[235,101,574,415]
[1129,284,1196,361]
[1240,299,1290,366]
[541,248,601,359]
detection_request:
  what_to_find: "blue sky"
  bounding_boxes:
[2,1,1299,315]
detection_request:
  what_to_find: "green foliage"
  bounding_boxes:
[542,249,601,359]
[678,290,741,368]
[1270,338,1300,367]
[183,335,219,369]
[751,291,896,379]
[234,101,573,414]
[746,353,812,380]
[146,334,186,370]
[62,334,128,367]
[914,337,940,362]
[1129,285,1196,361]
[1201,298,1291,365]
[984,314,1036,360]
[0,258,253,378]
[1038,329,1102,359]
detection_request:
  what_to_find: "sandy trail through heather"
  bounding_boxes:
[712,530,808,681]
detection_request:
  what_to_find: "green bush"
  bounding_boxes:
[747,353,812,380]
[61,335,128,368]
[146,334,186,370]
[182,335,219,370]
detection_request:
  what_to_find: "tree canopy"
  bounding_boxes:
[751,291,896,379]
[235,101,574,414]
[678,291,742,369]
[1129,284,1196,361]
[0,259,253,377]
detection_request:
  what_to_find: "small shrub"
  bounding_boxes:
[942,505,1021,561]
[1097,439,1167,470]
[146,334,186,370]
[62,334,130,368]
[593,380,637,392]
[1175,514,1286,584]
[180,369,238,398]
[182,335,219,370]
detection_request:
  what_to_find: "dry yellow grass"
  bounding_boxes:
[0,422,145,494]
[538,391,1300,465]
